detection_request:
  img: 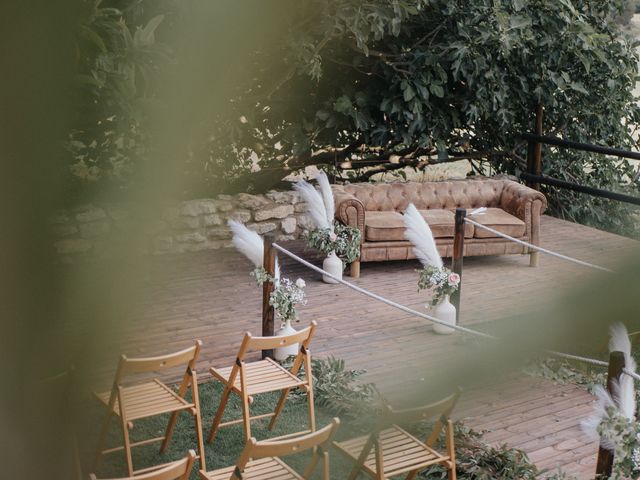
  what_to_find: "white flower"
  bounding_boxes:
[295,278,306,289]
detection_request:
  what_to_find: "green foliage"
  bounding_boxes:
[304,221,362,264]
[69,0,640,235]
[524,356,607,393]
[419,422,576,479]
[67,0,171,199]
[284,356,378,419]
[201,0,640,233]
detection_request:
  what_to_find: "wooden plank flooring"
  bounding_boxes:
[75,216,638,479]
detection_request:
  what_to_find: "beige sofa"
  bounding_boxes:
[333,178,547,276]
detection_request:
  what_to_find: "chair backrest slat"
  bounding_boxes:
[90,450,195,480]
[249,419,339,458]
[229,419,339,480]
[242,323,315,354]
[384,389,461,428]
[119,341,201,375]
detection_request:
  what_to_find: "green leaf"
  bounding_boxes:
[333,95,352,114]
[509,14,531,30]
[513,0,526,12]
[403,84,415,101]
[430,84,444,98]
[569,82,588,94]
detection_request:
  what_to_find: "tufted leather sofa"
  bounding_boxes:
[333,178,547,276]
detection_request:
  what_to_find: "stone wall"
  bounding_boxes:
[51,191,312,259]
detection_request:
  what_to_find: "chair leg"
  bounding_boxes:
[306,386,316,432]
[207,386,231,444]
[120,415,134,476]
[160,410,180,453]
[240,392,252,442]
[446,420,456,480]
[347,463,362,480]
[92,412,112,472]
[191,376,206,472]
[268,388,290,431]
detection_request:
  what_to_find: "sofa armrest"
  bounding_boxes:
[335,191,365,244]
[499,181,547,220]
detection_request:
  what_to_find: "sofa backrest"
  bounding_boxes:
[340,179,506,211]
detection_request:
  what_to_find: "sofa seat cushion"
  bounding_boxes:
[365,211,406,242]
[417,209,474,238]
[471,208,525,238]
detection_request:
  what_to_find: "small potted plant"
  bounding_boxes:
[253,267,307,359]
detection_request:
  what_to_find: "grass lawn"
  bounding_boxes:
[80,379,377,479]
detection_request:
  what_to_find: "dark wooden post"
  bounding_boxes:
[526,103,543,191]
[595,350,625,479]
[262,233,276,359]
[451,208,466,324]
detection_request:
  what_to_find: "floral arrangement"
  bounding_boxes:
[590,404,640,479]
[403,203,459,306]
[582,322,639,479]
[253,267,307,323]
[295,171,361,264]
[305,221,361,264]
[418,265,460,306]
[228,220,306,323]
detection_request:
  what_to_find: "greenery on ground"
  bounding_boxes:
[71,1,640,235]
[285,356,378,419]
[524,356,607,393]
[81,357,574,479]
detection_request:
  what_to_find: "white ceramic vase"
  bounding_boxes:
[430,295,457,335]
[274,319,299,361]
[322,251,343,284]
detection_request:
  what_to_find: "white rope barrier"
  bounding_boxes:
[272,243,497,339]
[272,243,639,383]
[464,217,614,273]
[547,350,609,367]
[623,368,640,382]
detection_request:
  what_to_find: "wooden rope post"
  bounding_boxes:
[526,103,543,191]
[451,208,466,324]
[262,233,276,359]
[595,350,625,479]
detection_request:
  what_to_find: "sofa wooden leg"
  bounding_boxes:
[529,251,539,267]
[350,260,361,278]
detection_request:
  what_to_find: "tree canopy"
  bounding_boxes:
[69,0,640,234]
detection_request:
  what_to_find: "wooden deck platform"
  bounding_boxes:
[78,216,637,479]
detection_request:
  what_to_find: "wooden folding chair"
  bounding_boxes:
[207,321,317,444]
[93,341,206,476]
[200,418,340,480]
[334,389,461,480]
[90,450,196,480]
